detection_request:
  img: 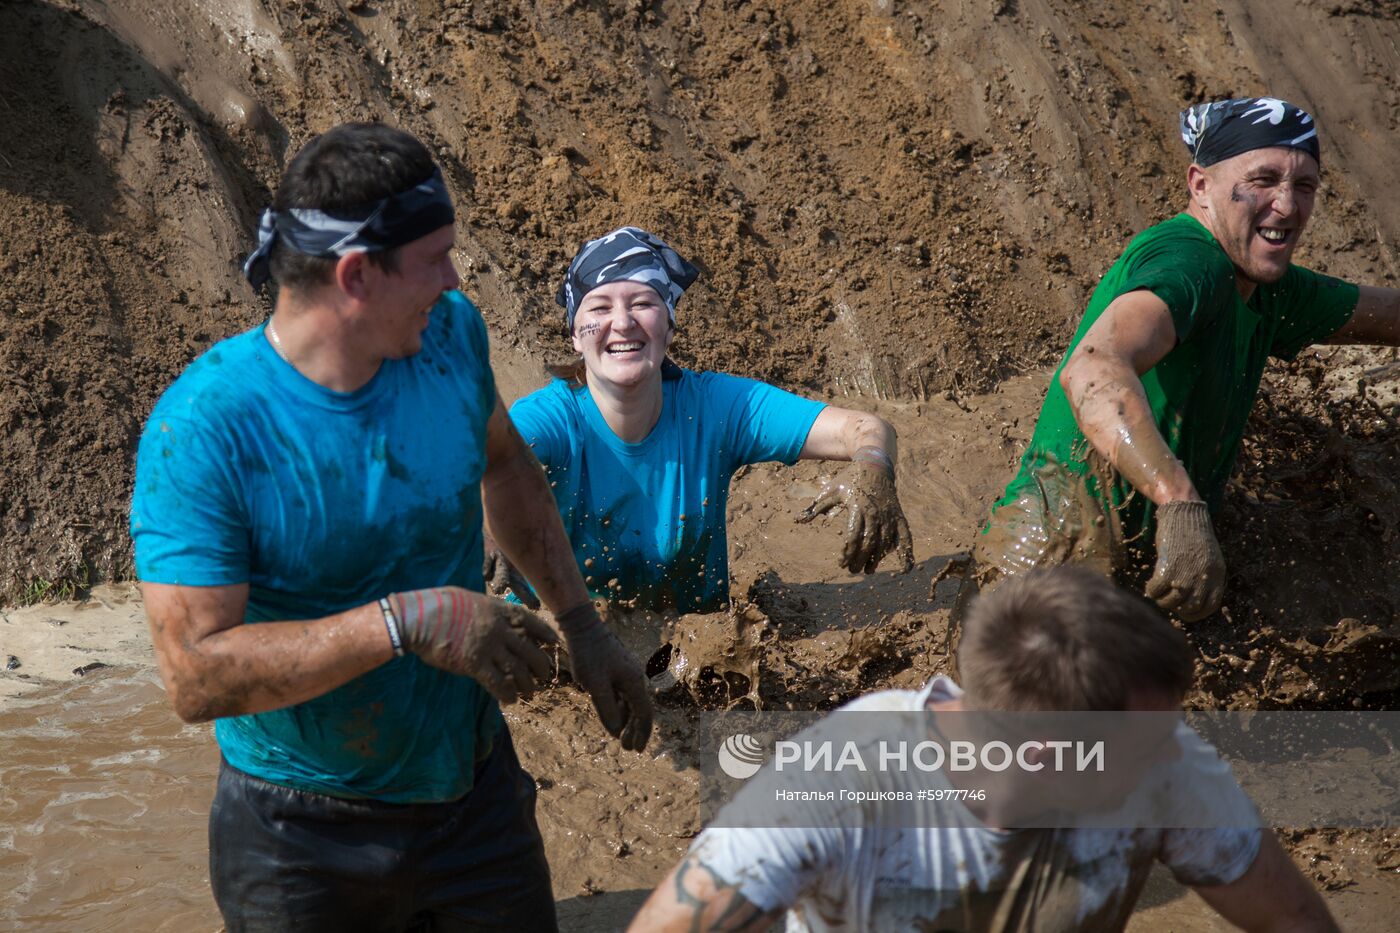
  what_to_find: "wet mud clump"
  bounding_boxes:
[648,606,770,710]
[603,592,940,714]
[1195,350,1400,712]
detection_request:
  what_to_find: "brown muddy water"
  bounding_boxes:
[0,669,219,931]
[4,670,1399,932]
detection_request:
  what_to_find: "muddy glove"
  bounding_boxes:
[556,603,653,752]
[1144,501,1227,622]
[386,587,557,704]
[797,451,915,574]
[482,536,540,610]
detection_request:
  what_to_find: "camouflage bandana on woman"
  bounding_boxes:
[555,226,699,332]
[1179,97,1320,169]
[242,167,455,288]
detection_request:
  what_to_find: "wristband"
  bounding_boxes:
[379,597,405,657]
[555,602,603,637]
[851,445,895,475]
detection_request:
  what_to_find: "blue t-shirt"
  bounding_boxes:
[130,291,501,803]
[509,370,826,612]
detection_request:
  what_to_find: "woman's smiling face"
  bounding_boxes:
[571,280,674,389]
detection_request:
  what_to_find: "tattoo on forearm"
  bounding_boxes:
[672,856,769,932]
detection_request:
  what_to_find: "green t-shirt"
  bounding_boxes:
[982,213,1358,570]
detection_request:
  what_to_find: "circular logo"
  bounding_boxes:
[717,733,766,779]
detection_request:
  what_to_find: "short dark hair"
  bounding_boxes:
[269,122,437,293]
[958,567,1193,711]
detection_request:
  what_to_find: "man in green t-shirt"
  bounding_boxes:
[972,96,1400,622]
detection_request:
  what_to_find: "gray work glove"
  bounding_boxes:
[483,538,541,610]
[556,603,654,752]
[388,587,558,704]
[798,461,915,574]
[1145,501,1227,622]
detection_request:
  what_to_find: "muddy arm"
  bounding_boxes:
[1326,285,1400,345]
[628,853,781,933]
[480,394,591,613]
[797,406,898,463]
[1059,289,1199,505]
[141,581,392,723]
[482,394,653,749]
[795,406,915,573]
[1191,832,1339,932]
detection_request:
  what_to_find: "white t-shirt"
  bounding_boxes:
[690,678,1261,932]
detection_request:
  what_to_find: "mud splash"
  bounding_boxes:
[652,606,770,710]
[973,456,1125,580]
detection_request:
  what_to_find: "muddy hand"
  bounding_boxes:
[798,461,915,574]
[556,603,653,752]
[388,587,558,703]
[482,538,541,610]
[1144,501,1227,622]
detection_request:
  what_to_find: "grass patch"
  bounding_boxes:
[6,565,94,607]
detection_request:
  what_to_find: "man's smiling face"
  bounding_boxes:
[1191,147,1319,292]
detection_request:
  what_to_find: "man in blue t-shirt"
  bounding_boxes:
[130,123,651,933]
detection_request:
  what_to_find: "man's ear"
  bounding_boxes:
[334,251,371,301]
[1186,163,1211,212]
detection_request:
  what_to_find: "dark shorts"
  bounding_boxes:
[209,729,557,933]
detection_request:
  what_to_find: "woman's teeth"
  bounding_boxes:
[607,342,644,354]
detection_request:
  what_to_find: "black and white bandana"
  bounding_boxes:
[1179,97,1320,169]
[555,226,699,332]
[242,167,455,288]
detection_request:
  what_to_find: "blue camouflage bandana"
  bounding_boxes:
[555,226,699,332]
[1179,97,1320,169]
[242,167,455,288]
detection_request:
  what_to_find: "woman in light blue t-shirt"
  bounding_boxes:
[492,227,914,613]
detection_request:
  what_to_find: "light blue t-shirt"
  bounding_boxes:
[509,370,826,612]
[130,290,502,803]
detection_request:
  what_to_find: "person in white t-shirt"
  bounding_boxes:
[629,567,1337,932]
